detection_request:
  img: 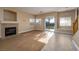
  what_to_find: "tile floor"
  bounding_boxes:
[42,31,77,51]
[0,30,77,51]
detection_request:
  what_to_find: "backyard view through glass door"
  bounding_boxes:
[45,17,55,31]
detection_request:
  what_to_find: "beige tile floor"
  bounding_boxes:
[42,31,77,51]
[0,30,77,51]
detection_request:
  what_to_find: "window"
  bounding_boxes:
[29,18,41,25]
[35,19,41,24]
[29,18,35,24]
[60,17,71,26]
[36,19,40,23]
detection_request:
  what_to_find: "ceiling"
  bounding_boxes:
[14,7,76,15]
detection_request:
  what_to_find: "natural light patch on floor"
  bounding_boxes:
[38,31,54,44]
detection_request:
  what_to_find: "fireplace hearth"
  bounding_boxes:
[5,27,16,36]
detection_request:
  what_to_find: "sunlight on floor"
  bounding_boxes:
[38,31,55,44]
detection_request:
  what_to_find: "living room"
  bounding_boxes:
[0,7,79,51]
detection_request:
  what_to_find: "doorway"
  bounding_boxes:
[45,16,55,31]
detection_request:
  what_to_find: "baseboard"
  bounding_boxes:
[72,40,79,51]
[55,31,72,35]
[34,30,44,31]
[18,30,33,34]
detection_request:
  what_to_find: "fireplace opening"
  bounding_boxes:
[5,27,16,36]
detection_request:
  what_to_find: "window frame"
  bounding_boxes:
[59,16,72,27]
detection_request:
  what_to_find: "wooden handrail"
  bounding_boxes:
[73,19,78,35]
[73,8,78,35]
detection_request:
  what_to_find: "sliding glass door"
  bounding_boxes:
[45,17,55,31]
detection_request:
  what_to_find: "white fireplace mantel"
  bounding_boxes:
[1,21,18,24]
[0,22,18,39]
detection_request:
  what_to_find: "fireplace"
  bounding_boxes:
[5,27,16,36]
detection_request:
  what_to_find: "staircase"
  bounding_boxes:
[72,8,79,50]
[73,16,78,35]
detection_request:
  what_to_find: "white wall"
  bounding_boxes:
[17,11,35,33]
[0,8,3,38]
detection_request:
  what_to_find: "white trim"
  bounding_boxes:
[18,29,33,34]
[72,40,79,51]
